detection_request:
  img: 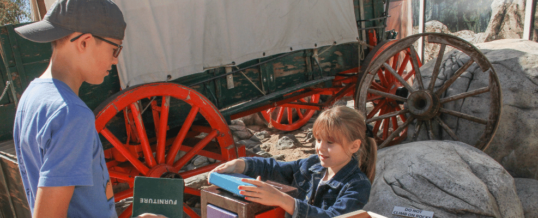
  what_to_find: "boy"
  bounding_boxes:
[12,0,128,217]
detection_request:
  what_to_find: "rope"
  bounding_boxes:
[0,81,11,103]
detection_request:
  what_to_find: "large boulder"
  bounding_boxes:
[484,0,525,42]
[364,141,523,217]
[514,178,538,218]
[412,39,538,180]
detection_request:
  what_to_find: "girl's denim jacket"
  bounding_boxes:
[241,154,371,218]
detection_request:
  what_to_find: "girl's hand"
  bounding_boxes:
[238,176,296,214]
[207,159,246,184]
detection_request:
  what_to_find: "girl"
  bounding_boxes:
[210,106,377,218]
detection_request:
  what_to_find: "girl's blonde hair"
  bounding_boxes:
[312,106,377,182]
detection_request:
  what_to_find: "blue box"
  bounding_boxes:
[208,173,255,197]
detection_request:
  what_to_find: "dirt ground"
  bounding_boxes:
[256,125,317,161]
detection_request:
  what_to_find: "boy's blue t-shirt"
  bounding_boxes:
[13,78,117,218]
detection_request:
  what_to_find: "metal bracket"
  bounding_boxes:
[225,67,234,89]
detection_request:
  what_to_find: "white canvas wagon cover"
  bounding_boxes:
[112,0,359,87]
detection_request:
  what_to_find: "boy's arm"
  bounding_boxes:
[33,186,74,218]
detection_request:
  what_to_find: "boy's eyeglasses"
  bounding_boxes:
[70,33,123,58]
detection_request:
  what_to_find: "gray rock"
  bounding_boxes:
[304,128,315,143]
[274,154,285,160]
[514,178,538,218]
[256,151,272,158]
[192,155,209,167]
[184,163,196,171]
[247,125,265,132]
[410,39,538,180]
[233,135,240,142]
[237,139,261,148]
[276,135,299,150]
[240,113,267,126]
[260,143,271,151]
[195,132,208,139]
[300,123,313,131]
[232,129,253,140]
[364,140,523,218]
[184,172,209,190]
[249,135,261,142]
[253,131,270,140]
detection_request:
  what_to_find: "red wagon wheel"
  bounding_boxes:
[94,83,237,218]
[355,39,421,146]
[260,94,320,131]
[356,33,501,150]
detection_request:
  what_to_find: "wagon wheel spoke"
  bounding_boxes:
[439,108,488,125]
[425,120,435,140]
[397,51,411,76]
[287,107,293,124]
[184,204,200,218]
[129,103,157,167]
[440,87,490,104]
[367,108,408,123]
[409,46,425,90]
[297,108,304,119]
[108,170,135,184]
[173,130,218,170]
[372,106,385,137]
[381,106,391,140]
[394,106,407,122]
[276,107,284,123]
[101,128,149,175]
[367,88,406,102]
[412,120,423,141]
[371,81,386,91]
[379,116,415,149]
[391,116,399,130]
[435,59,475,96]
[367,100,386,119]
[166,106,200,165]
[429,44,447,91]
[382,63,415,93]
[435,116,460,141]
[115,188,134,202]
[261,93,320,131]
[377,69,389,87]
[156,96,170,164]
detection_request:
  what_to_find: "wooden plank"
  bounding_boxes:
[0,140,15,156]
[0,150,31,218]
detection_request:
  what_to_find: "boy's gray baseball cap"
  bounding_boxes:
[15,0,126,43]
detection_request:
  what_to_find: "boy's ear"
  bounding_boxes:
[350,139,361,153]
[74,33,93,52]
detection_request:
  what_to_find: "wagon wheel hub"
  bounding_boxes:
[407,90,440,120]
[146,164,177,178]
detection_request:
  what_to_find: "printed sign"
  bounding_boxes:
[132,177,184,218]
[392,206,434,218]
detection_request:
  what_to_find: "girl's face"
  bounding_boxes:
[315,136,360,172]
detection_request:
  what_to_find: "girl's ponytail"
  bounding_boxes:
[357,137,377,182]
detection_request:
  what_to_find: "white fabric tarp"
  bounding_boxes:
[113,0,359,87]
